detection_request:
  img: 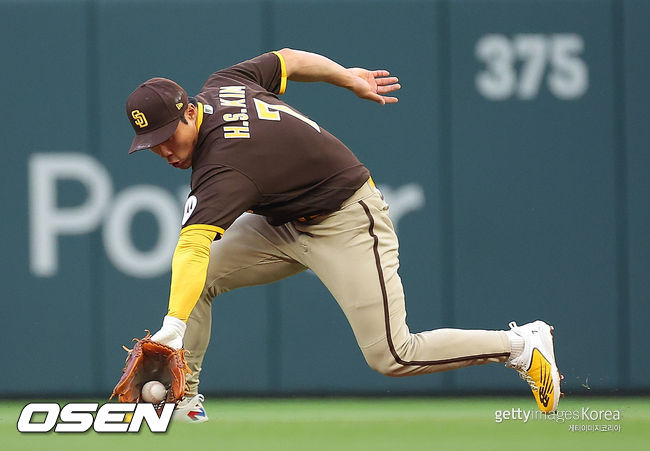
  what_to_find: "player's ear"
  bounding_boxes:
[185,103,197,121]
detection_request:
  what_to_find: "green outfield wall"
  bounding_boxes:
[1,0,648,397]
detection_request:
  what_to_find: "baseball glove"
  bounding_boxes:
[110,331,190,406]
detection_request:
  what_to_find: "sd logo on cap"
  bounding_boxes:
[126,78,188,154]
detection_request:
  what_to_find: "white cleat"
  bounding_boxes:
[506,320,563,413]
[172,394,209,423]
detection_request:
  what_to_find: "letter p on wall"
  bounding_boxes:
[29,153,113,277]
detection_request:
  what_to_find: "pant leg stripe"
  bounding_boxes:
[358,200,510,367]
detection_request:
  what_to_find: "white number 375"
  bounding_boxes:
[475,33,588,100]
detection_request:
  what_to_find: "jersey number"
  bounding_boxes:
[253,98,321,132]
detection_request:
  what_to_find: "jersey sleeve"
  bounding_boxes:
[203,51,287,95]
[166,227,216,321]
[167,167,260,321]
[183,166,261,233]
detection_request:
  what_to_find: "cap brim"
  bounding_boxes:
[128,119,180,154]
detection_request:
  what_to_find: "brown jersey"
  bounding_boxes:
[182,52,369,232]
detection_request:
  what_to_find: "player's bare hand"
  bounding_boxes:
[347,68,400,105]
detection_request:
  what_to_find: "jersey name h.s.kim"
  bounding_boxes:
[183,51,370,234]
[167,51,369,322]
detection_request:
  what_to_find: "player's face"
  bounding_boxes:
[150,107,198,170]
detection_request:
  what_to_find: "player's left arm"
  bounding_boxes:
[149,169,258,349]
[167,225,220,321]
[150,225,219,349]
[276,48,401,104]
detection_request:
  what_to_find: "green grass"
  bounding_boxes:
[1,397,648,450]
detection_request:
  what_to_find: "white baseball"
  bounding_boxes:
[141,380,167,403]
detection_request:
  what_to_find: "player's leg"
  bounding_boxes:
[297,181,511,377]
[183,213,306,397]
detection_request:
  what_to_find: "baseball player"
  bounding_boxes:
[125,49,561,422]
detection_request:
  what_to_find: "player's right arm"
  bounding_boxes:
[276,48,401,104]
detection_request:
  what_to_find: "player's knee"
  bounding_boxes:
[363,348,408,377]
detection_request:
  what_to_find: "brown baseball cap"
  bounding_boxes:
[126,77,188,154]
